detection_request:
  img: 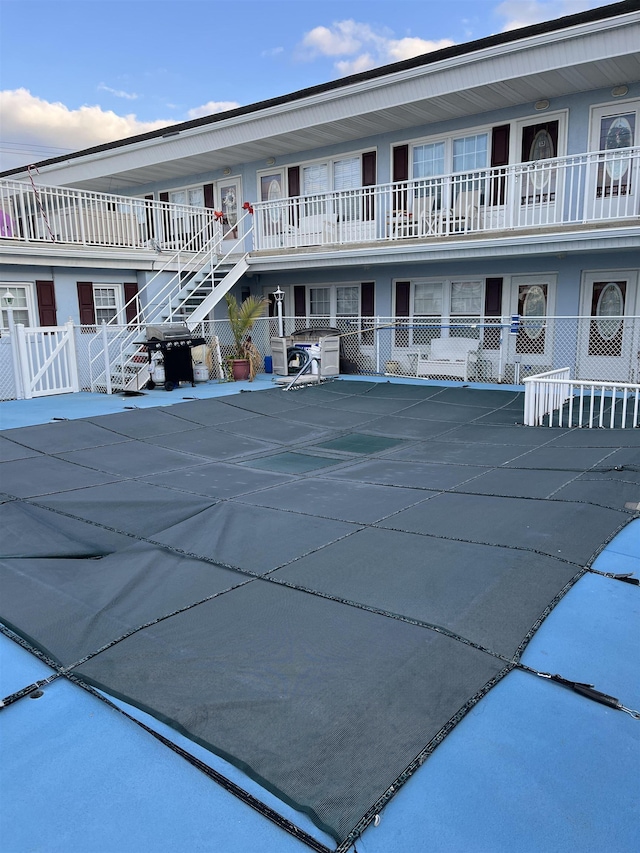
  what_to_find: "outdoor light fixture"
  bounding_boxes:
[266,157,276,167]
[223,167,232,176]
[3,289,15,306]
[611,85,629,97]
[534,99,550,111]
[273,286,285,337]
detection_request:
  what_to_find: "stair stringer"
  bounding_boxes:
[186,255,250,327]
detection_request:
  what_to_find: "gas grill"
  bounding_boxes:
[140,324,206,391]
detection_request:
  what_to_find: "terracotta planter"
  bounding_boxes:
[230,358,251,381]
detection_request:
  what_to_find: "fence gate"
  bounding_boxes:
[14,321,80,398]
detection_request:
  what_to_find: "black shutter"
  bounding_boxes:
[483,277,503,350]
[395,281,410,346]
[490,125,510,205]
[361,281,375,344]
[362,151,376,221]
[294,285,306,318]
[392,145,409,212]
[124,283,139,324]
[35,280,57,326]
[203,184,215,208]
[77,282,95,325]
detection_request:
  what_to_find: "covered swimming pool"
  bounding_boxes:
[1,376,638,852]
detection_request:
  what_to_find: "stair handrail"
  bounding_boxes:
[88,212,255,391]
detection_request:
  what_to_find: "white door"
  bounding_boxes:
[507,275,556,378]
[587,101,639,223]
[216,178,242,253]
[514,117,562,227]
[578,271,639,382]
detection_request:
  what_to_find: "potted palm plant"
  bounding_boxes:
[225,292,268,381]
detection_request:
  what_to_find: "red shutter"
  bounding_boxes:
[392,145,409,212]
[490,125,510,205]
[362,152,376,186]
[35,280,57,326]
[294,285,306,317]
[203,184,215,208]
[287,167,300,197]
[144,194,155,240]
[483,277,503,350]
[77,282,95,325]
[393,146,409,182]
[159,192,170,244]
[361,281,375,344]
[288,167,300,229]
[362,151,376,221]
[124,283,139,324]
[395,281,410,347]
[491,126,510,167]
[361,282,374,316]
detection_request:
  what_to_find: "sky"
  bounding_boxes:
[0,0,607,172]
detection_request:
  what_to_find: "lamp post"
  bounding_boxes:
[273,286,285,338]
[3,289,24,399]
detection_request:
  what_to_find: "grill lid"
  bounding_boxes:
[146,323,192,341]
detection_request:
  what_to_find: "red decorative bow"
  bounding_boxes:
[213,210,224,221]
[242,201,254,215]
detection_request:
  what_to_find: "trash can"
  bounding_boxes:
[264,355,273,374]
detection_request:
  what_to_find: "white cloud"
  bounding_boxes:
[261,46,284,58]
[302,21,381,58]
[186,100,241,119]
[0,88,174,171]
[97,83,139,100]
[495,0,600,31]
[299,20,454,75]
[0,90,245,172]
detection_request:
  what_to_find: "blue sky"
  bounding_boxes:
[0,0,603,171]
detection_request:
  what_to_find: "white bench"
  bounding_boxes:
[416,337,480,381]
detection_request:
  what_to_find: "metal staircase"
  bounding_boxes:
[88,213,253,393]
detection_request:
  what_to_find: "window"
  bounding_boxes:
[93,286,120,324]
[307,284,360,323]
[451,281,482,316]
[413,133,488,179]
[169,187,204,208]
[310,287,331,316]
[412,132,489,209]
[1,284,33,328]
[301,156,362,219]
[400,279,486,346]
[453,135,488,173]
[336,286,359,316]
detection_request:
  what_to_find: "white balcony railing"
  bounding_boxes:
[253,146,640,251]
[0,179,222,252]
[1,146,637,257]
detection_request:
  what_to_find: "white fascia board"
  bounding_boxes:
[34,13,639,187]
[248,227,640,271]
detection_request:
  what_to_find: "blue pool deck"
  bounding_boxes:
[1,375,638,853]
